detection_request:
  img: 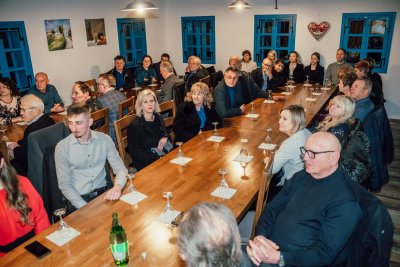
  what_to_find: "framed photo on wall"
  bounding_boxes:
[44,19,73,51]
[85,18,107,47]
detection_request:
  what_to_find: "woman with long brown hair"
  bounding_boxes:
[0,141,49,256]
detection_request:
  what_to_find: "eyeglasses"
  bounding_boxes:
[300,147,334,159]
[20,107,36,113]
[225,75,239,81]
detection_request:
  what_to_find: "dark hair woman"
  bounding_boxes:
[304,52,325,84]
[0,78,22,125]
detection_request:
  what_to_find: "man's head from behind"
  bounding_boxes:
[160,61,174,79]
[34,72,49,92]
[178,202,242,267]
[301,132,341,179]
[66,103,93,140]
[20,94,44,123]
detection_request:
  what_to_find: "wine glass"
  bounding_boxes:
[127,167,136,193]
[212,122,219,136]
[267,89,273,101]
[285,82,290,93]
[305,75,310,85]
[175,142,184,157]
[162,192,175,214]
[289,75,294,83]
[250,102,255,114]
[240,139,249,177]
[54,208,70,236]
[324,79,330,87]
[218,168,229,188]
[264,128,272,143]
[0,127,8,142]
[315,83,320,94]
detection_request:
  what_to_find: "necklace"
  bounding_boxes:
[0,96,13,104]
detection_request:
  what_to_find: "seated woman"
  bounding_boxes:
[265,105,311,201]
[283,51,305,83]
[134,55,157,86]
[127,89,171,171]
[304,52,324,84]
[71,81,99,112]
[0,142,50,256]
[267,50,277,63]
[240,50,257,73]
[0,78,22,125]
[272,59,287,87]
[338,67,357,97]
[173,82,222,143]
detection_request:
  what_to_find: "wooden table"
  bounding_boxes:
[0,83,337,267]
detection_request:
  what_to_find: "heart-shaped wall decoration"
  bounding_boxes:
[307,21,330,40]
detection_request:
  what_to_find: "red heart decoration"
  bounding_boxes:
[307,21,330,40]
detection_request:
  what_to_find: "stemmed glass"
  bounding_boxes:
[175,142,184,157]
[54,208,70,235]
[240,139,249,177]
[267,89,273,101]
[0,127,8,142]
[264,128,272,143]
[212,122,219,136]
[127,167,136,193]
[285,82,290,93]
[218,168,229,188]
[305,75,310,85]
[162,192,175,214]
[250,102,255,114]
[289,75,294,83]
[324,79,330,88]
[315,83,320,94]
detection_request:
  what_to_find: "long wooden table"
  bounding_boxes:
[0,84,337,267]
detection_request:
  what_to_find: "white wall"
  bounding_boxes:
[1,0,399,118]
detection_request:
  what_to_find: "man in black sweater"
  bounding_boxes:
[245,132,362,267]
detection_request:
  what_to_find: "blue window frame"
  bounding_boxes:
[0,21,34,92]
[340,12,396,73]
[181,16,215,64]
[254,15,296,66]
[117,18,147,68]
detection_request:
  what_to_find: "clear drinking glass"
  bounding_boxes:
[315,83,320,93]
[267,89,273,100]
[264,128,272,143]
[162,192,174,213]
[54,208,70,236]
[0,127,8,142]
[218,168,229,188]
[212,122,219,136]
[175,142,184,157]
[127,167,136,193]
[250,102,255,114]
[240,139,249,177]
[305,75,310,85]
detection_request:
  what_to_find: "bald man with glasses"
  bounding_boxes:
[244,132,362,267]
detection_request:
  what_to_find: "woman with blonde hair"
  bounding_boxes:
[173,82,221,143]
[127,89,171,171]
[267,50,277,63]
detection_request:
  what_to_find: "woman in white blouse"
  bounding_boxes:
[265,104,311,200]
[240,50,257,73]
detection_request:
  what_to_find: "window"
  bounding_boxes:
[340,12,396,73]
[0,21,34,92]
[181,16,215,64]
[117,18,147,68]
[254,15,296,65]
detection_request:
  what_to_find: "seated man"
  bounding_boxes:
[8,94,55,176]
[156,61,179,104]
[251,57,278,93]
[184,55,209,92]
[245,132,362,267]
[97,74,126,144]
[229,56,268,104]
[106,55,135,91]
[55,103,127,213]
[213,66,245,118]
[177,202,242,267]
[325,48,352,85]
[153,53,177,82]
[350,77,375,122]
[28,72,64,114]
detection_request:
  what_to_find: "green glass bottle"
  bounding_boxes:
[110,213,129,266]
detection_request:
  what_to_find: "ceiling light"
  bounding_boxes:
[228,0,252,9]
[122,0,159,12]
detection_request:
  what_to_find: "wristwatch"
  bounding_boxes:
[278,252,285,267]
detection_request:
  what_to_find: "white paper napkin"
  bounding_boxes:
[233,154,253,163]
[120,191,147,206]
[211,187,237,199]
[321,87,330,91]
[157,210,181,224]
[281,92,292,95]
[312,92,322,96]
[303,83,312,87]
[148,84,158,87]
[46,227,80,246]
[305,97,317,102]
[245,114,260,119]
[207,136,225,142]
[288,85,296,88]
[263,100,275,104]
[170,156,192,165]
[258,143,277,150]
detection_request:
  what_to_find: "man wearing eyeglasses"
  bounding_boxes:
[251,58,276,93]
[8,94,55,175]
[245,132,362,267]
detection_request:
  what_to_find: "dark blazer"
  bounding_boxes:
[12,114,55,175]
[213,80,244,118]
[283,63,305,83]
[127,113,170,171]
[184,65,209,92]
[271,69,287,88]
[304,64,324,84]
[239,71,268,104]
[250,68,277,93]
[173,101,222,143]
[107,67,135,90]
[153,61,177,82]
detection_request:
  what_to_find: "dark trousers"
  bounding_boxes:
[66,186,107,215]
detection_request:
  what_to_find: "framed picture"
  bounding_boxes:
[44,19,73,51]
[85,18,107,47]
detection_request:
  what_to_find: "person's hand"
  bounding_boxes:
[158,137,168,150]
[247,239,264,266]
[253,236,281,264]
[51,104,64,113]
[185,65,190,72]
[7,142,19,151]
[11,117,23,123]
[240,104,245,113]
[273,95,286,101]
[151,77,157,83]
[104,184,122,200]
[264,156,271,165]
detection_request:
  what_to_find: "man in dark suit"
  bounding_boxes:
[251,58,277,93]
[106,55,135,91]
[8,94,55,175]
[184,55,209,92]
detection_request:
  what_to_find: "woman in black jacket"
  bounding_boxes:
[173,82,221,143]
[304,52,325,84]
[283,51,305,83]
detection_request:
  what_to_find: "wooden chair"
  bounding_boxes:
[85,79,98,92]
[251,158,273,238]
[159,100,176,140]
[210,70,224,89]
[118,96,136,119]
[114,114,136,168]
[199,75,211,87]
[91,107,109,135]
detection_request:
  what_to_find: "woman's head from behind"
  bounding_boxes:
[71,81,91,104]
[329,95,355,122]
[135,89,160,116]
[279,105,306,136]
[185,82,213,109]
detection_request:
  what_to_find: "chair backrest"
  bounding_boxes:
[85,79,98,92]
[251,158,273,238]
[173,80,186,109]
[118,96,136,119]
[91,107,109,135]
[199,75,211,87]
[206,66,216,75]
[210,70,224,89]
[159,100,176,140]
[114,114,136,167]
